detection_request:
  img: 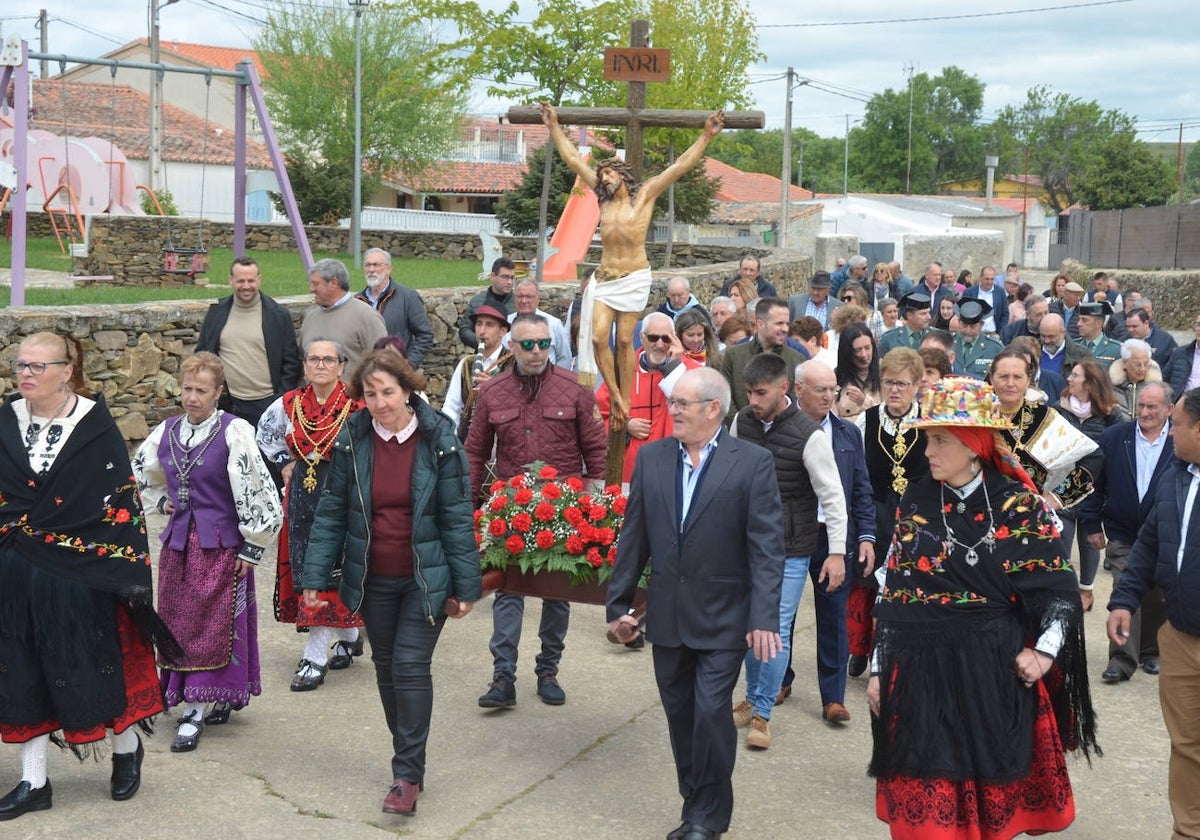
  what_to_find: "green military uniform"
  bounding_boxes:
[879,325,929,355]
[955,332,1006,379]
[1075,334,1123,369]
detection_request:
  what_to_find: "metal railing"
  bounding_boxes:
[355,206,504,235]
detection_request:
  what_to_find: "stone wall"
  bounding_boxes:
[814,235,859,274]
[900,232,1006,279]
[69,215,774,285]
[1060,259,1200,330]
[1,251,811,444]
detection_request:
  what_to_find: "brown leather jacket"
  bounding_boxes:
[465,366,607,502]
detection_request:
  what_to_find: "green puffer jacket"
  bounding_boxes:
[303,399,483,619]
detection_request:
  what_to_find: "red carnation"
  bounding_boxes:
[597,528,616,546]
[534,502,556,522]
[565,477,584,492]
[564,506,584,525]
[604,484,622,497]
[538,465,559,480]
[509,474,527,489]
[589,505,607,522]
[587,547,604,567]
[505,535,526,554]
[606,546,617,565]
[490,480,506,493]
[488,518,508,536]
[511,512,533,533]
[541,483,563,500]
[473,509,484,524]
[565,534,586,555]
[535,529,556,550]
[578,494,593,509]
[490,495,509,512]
[514,487,534,505]
[612,496,627,515]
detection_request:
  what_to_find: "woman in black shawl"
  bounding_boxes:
[0,332,177,820]
[867,377,1098,840]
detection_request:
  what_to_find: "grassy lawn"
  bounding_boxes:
[0,237,486,306]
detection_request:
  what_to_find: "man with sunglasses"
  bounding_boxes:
[467,314,607,710]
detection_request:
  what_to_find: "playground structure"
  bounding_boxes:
[0,34,314,305]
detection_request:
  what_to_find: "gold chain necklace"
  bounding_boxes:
[1000,400,1036,450]
[290,392,353,493]
[877,405,916,495]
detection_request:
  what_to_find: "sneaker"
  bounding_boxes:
[536,674,566,705]
[746,715,772,749]
[732,699,754,729]
[478,675,516,708]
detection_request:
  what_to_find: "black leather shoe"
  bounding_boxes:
[667,823,691,840]
[329,636,365,670]
[111,734,143,801]
[478,675,516,708]
[680,826,721,839]
[624,631,646,650]
[1142,657,1161,676]
[203,702,233,726]
[537,674,567,705]
[1101,665,1130,684]
[848,654,868,678]
[170,711,205,752]
[290,659,328,691]
[0,779,52,821]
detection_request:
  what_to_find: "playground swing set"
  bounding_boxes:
[1,34,315,306]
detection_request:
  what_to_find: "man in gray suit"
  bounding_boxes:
[608,367,785,840]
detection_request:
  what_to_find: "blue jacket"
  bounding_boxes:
[1167,340,1198,397]
[827,413,876,567]
[1109,459,1200,636]
[303,400,482,618]
[1079,419,1174,545]
[962,283,1009,330]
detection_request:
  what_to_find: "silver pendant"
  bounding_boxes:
[966,547,979,566]
[955,502,966,514]
[177,484,190,510]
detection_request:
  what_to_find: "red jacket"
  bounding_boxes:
[466,365,607,501]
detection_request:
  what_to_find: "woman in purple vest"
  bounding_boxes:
[134,352,282,752]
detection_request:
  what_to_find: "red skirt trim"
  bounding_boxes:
[875,681,1075,840]
[847,580,875,657]
[275,512,363,629]
[0,605,164,745]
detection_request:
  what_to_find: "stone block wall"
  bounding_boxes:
[1,251,811,445]
[1060,259,1200,331]
[814,235,859,274]
[900,232,1006,279]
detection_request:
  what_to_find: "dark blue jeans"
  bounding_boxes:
[359,575,446,784]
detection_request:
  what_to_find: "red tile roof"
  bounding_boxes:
[122,38,267,79]
[711,201,822,225]
[7,80,272,168]
[704,158,813,203]
[393,161,528,194]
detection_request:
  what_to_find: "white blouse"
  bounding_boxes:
[15,394,97,475]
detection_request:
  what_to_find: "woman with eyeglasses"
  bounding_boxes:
[303,346,481,816]
[0,333,179,819]
[835,321,881,420]
[134,352,282,753]
[256,338,367,694]
[674,307,721,369]
[848,348,929,678]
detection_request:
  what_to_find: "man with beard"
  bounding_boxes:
[467,314,607,709]
[355,247,433,369]
[542,103,724,430]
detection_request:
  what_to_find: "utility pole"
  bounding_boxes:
[350,0,369,268]
[37,9,48,79]
[844,114,850,197]
[780,67,794,249]
[149,0,179,193]
[904,63,914,195]
[1177,122,1185,204]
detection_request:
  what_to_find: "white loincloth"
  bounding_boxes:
[577,266,654,381]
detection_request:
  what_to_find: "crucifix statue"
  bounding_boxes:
[506,20,764,484]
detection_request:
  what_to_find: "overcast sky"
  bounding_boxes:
[5,0,1198,144]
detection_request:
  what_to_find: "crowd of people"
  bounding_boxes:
[2,252,1198,840]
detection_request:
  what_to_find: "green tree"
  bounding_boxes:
[494,143,582,235]
[991,86,1136,215]
[853,66,985,194]
[255,0,466,218]
[707,128,849,197]
[270,151,371,225]
[1183,143,1200,202]
[1075,134,1175,210]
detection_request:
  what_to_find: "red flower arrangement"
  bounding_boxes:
[476,462,628,585]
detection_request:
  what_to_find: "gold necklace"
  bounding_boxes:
[290,391,353,493]
[1000,400,1035,449]
[877,405,916,495]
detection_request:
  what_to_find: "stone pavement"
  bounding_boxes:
[0,268,76,288]
[0,516,1175,839]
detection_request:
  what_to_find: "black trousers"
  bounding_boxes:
[359,575,446,784]
[652,644,743,833]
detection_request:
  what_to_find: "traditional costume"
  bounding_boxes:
[870,378,1099,840]
[257,383,366,688]
[997,398,1099,508]
[134,409,281,743]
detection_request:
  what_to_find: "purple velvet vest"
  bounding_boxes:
[159,412,242,552]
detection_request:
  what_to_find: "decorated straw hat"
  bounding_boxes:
[905,376,1014,430]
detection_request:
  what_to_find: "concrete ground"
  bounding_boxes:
[0,522,1175,839]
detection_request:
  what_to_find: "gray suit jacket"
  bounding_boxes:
[607,430,785,650]
[787,293,843,328]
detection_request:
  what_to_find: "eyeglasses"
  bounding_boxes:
[363,261,388,269]
[882,379,914,391]
[644,333,672,344]
[305,355,341,366]
[496,273,516,281]
[515,338,552,351]
[666,397,715,410]
[841,296,855,303]
[806,385,839,396]
[14,360,68,375]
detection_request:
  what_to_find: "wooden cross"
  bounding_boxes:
[505,19,764,178]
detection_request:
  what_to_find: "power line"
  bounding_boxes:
[758,0,1133,28]
[184,0,266,26]
[50,16,126,46]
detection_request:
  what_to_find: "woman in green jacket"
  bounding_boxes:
[303,347,481,818]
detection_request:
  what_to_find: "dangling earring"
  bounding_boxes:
[969,458,981,476]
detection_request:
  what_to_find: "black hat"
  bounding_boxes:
[957,297,993,325]
[1077,301,1113,318]
[810,270,832,289]
[898,290,931,312]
